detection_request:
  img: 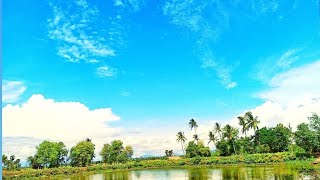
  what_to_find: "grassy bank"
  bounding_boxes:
[3,152,319,179]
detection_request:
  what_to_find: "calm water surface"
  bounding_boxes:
[65,165,319,180]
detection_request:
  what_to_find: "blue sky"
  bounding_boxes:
[2,0,320,160]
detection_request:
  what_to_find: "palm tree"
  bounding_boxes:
[223,124,239,155]
[208,131,217,145]
[245,112,260,134]
[214,122,222,139]
[176,131,187,155]
[193,134,200,143]
[238,116,248,136]
[189,119,198,135]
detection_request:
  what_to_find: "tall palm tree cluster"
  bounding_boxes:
[237,111,260,136]
[176,118,200,156]
[176,112,261,157]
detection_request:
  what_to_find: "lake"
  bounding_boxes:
[64,165,319,180]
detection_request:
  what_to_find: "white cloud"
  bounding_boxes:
[227,60,320,133]
[162,0,237,88]
[226,82,238,89]
[3,94,123,161]
[48,1,115,63]
[96,66,117,77]
[2,80,26,103]
[258,60,320,104]
[256,48,301,82]
[3,94,121,142]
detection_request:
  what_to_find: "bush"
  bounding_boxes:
[190,156,201,165]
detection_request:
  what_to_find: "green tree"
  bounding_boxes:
[32,141,68,168]
[208,131,217,145]
[222,124,239,155]
[124,145,134,158]
[245,111,260,134]
[189,119,198,135]
[295,123,320,153]
[193,134,200,143]
[185,141,200,158]
[100,140,133,164]
[70,139,95,167]
[176,131,187,155]
[99,143,111,163]
[214,122,222,139]
[2,154,21,170]
[308,113,320,132]
[238,116,248,136]
[255,124,291,153]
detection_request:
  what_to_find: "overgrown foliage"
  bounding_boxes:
[2,155,21,170]
[69,139,95,167]
[27,141,68,169]
[99,140,133,164]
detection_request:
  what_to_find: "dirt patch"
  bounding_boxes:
[168,156,182,160]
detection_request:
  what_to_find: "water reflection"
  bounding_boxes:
[66,165,318,180]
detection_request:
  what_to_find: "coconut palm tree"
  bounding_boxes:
[208,131,217,145]
[193,134,200,143]
[189,119,198,135]
[238,116,248,136]
[214,122,222,139]
[245,112,260,134]
[223,124,239,155]
[176,131,187,155]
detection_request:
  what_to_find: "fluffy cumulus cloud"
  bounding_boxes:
[258,60,320,104]
[3,94,121,140]
[228,60,320,133]
[2,94,122,159]
[2,80,26,103]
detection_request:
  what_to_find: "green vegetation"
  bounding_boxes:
[69,138,95,167]
[176,112,320,157]
[27,140,68,168]
[100,140,133,164]
[2,112,320,179]
[2,155,21,170]
[2,152,319,179]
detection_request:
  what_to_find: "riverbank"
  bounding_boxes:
[3,152,320,179]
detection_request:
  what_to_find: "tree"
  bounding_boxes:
[165,150,169,157]
[255,124,291,153]
[28,141,68,168]
[295,123,320,153]
[238,116,248,136]
[208,131,217,145]
[185,141,211,158]
[100,143,111,163]
[308,113,320,132]
[100,140,133,164]
[193,134,200,143]
[176,131,187,155]
[185,141,200,158]
[222,125,239,155]
[189,119,198,135]
[245,112,260,134]
[124,146,134,158]
[70,139,95,167]
[2,154,21,170]
[214,122,222,139]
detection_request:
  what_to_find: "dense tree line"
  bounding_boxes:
[25,139,133,169]
[177,112,320,157]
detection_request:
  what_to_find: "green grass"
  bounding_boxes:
[3,152,319,179]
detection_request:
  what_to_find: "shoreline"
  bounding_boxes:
[3,156,320,179]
